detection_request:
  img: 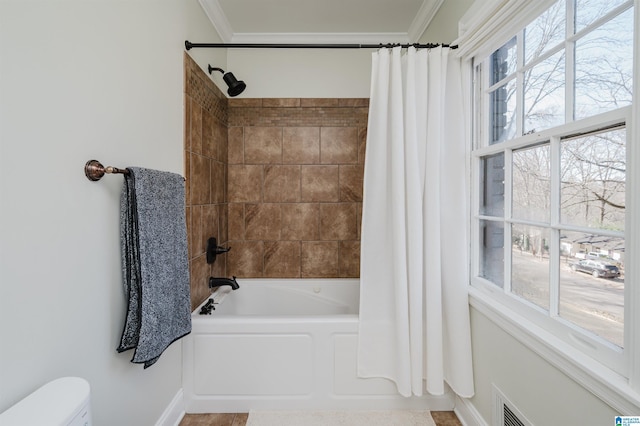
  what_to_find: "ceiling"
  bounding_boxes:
[198,0,445,44]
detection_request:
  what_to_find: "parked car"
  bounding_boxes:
[570,259,621,278]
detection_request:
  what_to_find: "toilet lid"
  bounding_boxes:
[0,377,90,425]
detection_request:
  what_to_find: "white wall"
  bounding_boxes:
[227,48,373,98]
[469,309,619,425]
[0,1,221,424]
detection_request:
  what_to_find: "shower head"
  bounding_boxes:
[208,65,246,97]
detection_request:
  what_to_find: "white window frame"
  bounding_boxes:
[472,108,629,369]
[458,0,640,414]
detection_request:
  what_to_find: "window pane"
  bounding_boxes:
[480,153,505,216]
[512,144,551,222]
[490,79,517,143]
[512,225,550,310]
[480,220,504,287]
[524,0,565,65]
[561,230,624,347]
[574,8,633,119]
[560,129,626,230]
[575,0,629,33]
[490,37,517,85]
[524,50,565,133]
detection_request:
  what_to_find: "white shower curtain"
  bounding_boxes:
[357,46,474,398]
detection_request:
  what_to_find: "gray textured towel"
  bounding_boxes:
[117,167,191,368]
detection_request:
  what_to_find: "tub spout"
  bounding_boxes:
[209,276,240,290]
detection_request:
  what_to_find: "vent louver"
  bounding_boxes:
[504,404,525,426]
[493,384,533,426]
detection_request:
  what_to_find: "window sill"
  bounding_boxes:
[469,286,640,414]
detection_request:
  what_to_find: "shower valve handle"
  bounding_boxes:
[206,237,231,264]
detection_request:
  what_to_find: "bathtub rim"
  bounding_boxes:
[192,277,360,317]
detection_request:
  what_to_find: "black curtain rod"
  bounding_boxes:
[184,41,457,50]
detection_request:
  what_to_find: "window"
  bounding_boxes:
[472,0,634,376]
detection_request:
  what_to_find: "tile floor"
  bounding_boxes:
[431,411,463,426]
[180,413,248,426]
[179,411,461,426]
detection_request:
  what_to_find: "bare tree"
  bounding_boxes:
[492,0,631,233]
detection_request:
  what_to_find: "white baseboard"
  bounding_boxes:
[155,388,185,426]
[454,395,488,426]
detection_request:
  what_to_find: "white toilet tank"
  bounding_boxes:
[0,377,91,426]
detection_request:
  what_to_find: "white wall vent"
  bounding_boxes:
[492,384,534,426]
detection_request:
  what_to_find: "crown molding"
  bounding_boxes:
[229,32,411,45]
[408,0,445,41]
[198,0,441,46]
[198,0,233,42]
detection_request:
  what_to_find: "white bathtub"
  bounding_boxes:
[182,279,454,413]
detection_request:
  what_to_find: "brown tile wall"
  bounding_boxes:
[185,53,369,307]
[226,98,368,278]
[184,53,229,310]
